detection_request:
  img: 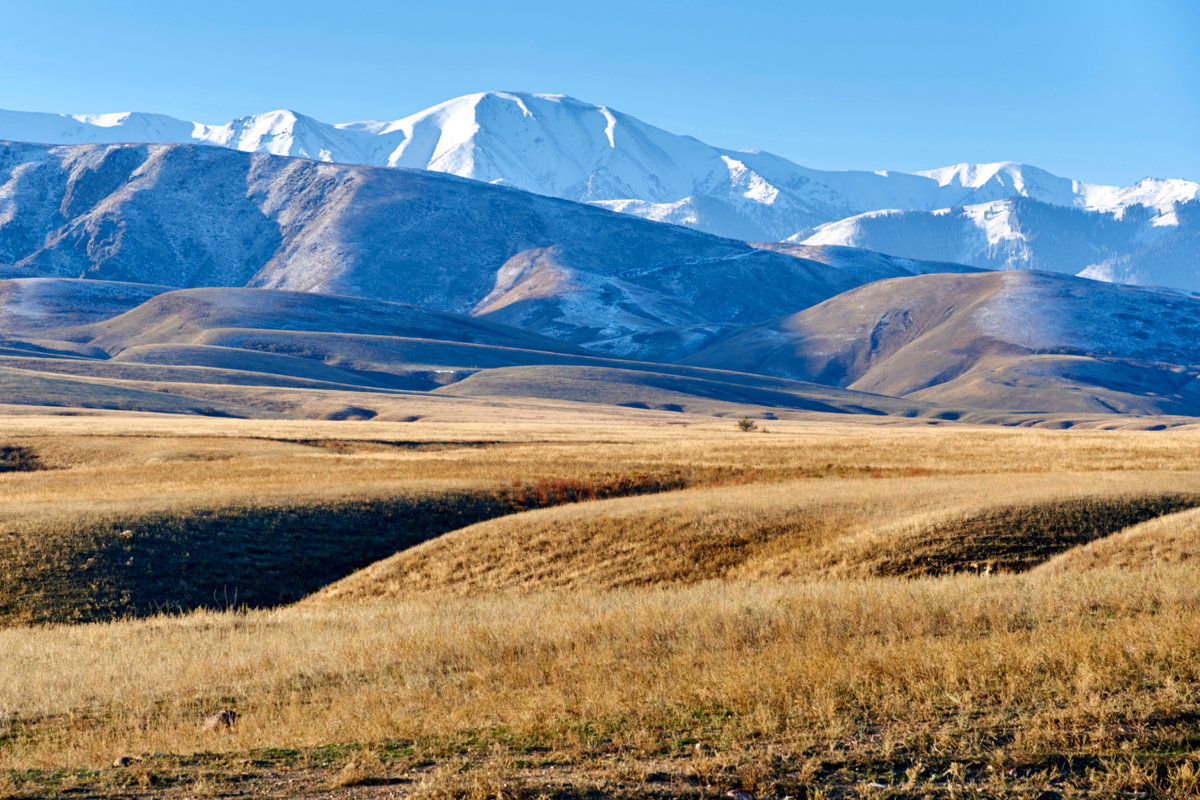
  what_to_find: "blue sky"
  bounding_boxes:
[1,0,1196,185]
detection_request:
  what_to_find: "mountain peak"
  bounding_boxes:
[917,161,1050,187]
[0,94,1196,290]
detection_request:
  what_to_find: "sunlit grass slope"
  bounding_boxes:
[314,473,1200,601]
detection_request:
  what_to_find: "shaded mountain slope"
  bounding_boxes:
[751,242,986,283]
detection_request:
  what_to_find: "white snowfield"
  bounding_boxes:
[1,92,1196,290]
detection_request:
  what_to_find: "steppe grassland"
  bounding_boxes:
[1043,506,1200,570]
[5,410,1200,518]
[3,409,1200,795]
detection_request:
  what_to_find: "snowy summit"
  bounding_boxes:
[0,92,1197,291]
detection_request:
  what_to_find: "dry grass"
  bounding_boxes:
[4,413,1200,623]
[4,410,1200,795]
[6,570,1200,796]
[316,473,1200,600]
[5,412,1200,521]
[1040,506,1200,572]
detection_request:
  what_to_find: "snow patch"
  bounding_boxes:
[600,106,617,148]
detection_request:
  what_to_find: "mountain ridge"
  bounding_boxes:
[0,139,976,361]
[5,95,1191,215]
[2,92,1196,291]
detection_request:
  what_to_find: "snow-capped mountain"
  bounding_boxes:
[2,94,1196,287]
[800,196,1200,288]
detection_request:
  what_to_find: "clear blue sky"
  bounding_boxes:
[1,0,1196,185]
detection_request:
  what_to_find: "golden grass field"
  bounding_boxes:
[3,402,1200,798]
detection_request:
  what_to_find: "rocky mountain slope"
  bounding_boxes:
[0,140,971,358]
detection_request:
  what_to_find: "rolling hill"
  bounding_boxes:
[683,270,1200,415]
[314,471,1200,601]
[0,284,967,421]
[0,276,173,334]
[429,364,936,418]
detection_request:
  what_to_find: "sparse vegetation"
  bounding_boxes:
[736,416,757,432]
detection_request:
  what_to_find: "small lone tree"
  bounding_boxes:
[736,416,757,432]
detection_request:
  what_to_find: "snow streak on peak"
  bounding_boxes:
[914,162,1081,208]
[919,161,1029,187]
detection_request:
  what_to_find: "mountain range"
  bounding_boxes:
[0,139,976,359]
[0,96,1197,423]
[2,92,1197,292]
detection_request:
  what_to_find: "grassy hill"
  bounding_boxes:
[1038,506,1200,571]
[684,270,1200,415]
[313,473,1200,602]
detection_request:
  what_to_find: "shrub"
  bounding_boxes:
[0,445,41,472]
